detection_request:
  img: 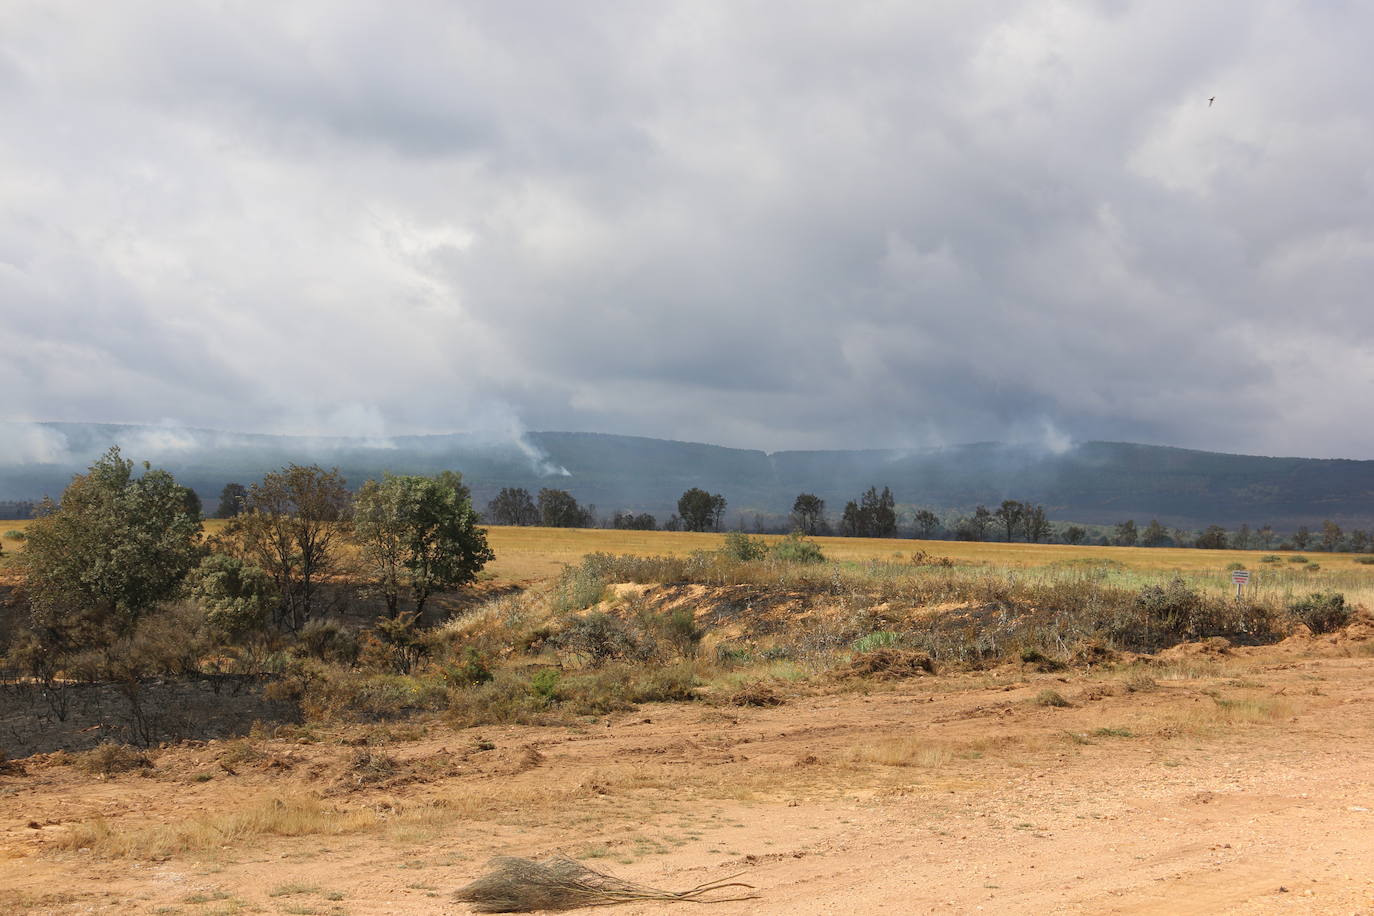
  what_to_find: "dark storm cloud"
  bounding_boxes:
[2,1,1372,457]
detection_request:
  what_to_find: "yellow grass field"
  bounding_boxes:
[9,519,1374,603]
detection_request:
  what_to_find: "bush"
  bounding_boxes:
[851,631,901,653]
[1034,689,1071,708]
[770,532,825,564]
[1133,578,1205,638]
[76,742,153,776]
[1225,562,1246,572]
[188,553,276,641]
[1288,555,1308,564]
[1289,592,1349,634]
[1305,563,1321,572]
[443,646,493,687]
[1354,556,1374,565]
[720,532,767,562]
[2,529,24,540]
[1260,555,1283,564]
[552,613,649,667]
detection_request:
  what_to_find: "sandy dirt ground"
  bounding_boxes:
[3,637,1374,915]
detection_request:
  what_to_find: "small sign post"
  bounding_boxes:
[1231,569,1251,599]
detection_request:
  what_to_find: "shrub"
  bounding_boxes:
[529,668,561,701]
[851,631,901,653]
[297,618,360,664]
[771,532,825,564]
[1288,555,1308,563]
[3,529,24,540]
[1133,578,1205,638]
[1289,592,1349,634]
[188,553,276,641]
[552,613,648,667]
[1354,557,1374,565]
[1034,689,1071,708]
[443,647,493,687]
[645,608,704,660]
[1225,562,1246,572]
[720,532,767,562]
[1305,563,1321,572]
[77,742,153,776]
[1260,555,1283,564]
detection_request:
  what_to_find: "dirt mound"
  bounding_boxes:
[836,648,934,679]
[1156,637,1232,661]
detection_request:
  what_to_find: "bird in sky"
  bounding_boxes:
[1208,96,1215,106]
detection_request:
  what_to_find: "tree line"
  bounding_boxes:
[216,476,1374,551]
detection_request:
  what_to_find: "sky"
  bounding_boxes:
[2,1,1372,457]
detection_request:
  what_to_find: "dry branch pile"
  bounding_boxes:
[453,855,757,912]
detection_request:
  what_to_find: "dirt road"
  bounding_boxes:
[3,640,1373,914]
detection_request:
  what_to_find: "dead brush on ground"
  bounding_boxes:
[836,648,934,679]
[453,855,757,912]
[76,742,153,776]
[729,682,783,707]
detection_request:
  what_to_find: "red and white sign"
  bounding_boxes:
[1231,570,1251,584]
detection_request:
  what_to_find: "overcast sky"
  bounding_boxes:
[2,1,1372,457]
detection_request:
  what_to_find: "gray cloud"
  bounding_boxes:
[2,1,1373,458]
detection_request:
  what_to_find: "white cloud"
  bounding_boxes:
[2,1,1373,456]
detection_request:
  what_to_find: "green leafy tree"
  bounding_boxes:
[791,493,825,535]
[1320,519,1343,552]
[538,488,593,528]
[1113,519,1138,547]
[224,465,351,632]
[955,505,992,541]
[188,553,276,641]
[913,509,941,539]
[353,472,493,619]
[1061,524,1088,545]
[1141,519,1170,547]
[1022,504,1051,543]
[216,483,248,518]
[485,487,539,526]
[678,488,726,532]
[1258,525,1275,549]
[20,447,204,655]
[995,500,1024,542]
[1194,525,1229,549]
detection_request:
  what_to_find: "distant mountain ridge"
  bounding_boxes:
[1,422,1372,530]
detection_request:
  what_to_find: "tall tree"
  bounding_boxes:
[791,493,825,535]
[1141,519,1170,547]
[1292,526,1312,550]
[353,472,493,619]
[1113,520,1139,547]
[1232,523,1252,550]
[994,500,1024,542]
[1258,525,1275,549]
[21,447,204,654]
[955,505,992,541]
[485,487,539,526]
[913,509,941,539]
[1195,525,1229,549]
[1022,504,1051,543]
[1320,519,1343,552]
[224,465,351,632]
[678,488,726,532]
[216,483,248,518]
[538,488,593,528]
[1061,525,1088,546]
[865,486,897,538]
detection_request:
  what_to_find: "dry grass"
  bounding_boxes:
[852,738,956,769]
[50,793,391,858]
